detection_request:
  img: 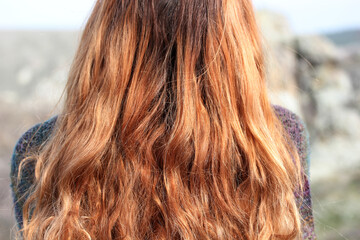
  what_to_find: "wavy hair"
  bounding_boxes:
[17,0,304,239]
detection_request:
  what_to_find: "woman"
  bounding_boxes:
[10,0,316,239]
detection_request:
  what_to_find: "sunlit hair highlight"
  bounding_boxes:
[17,0,304,239]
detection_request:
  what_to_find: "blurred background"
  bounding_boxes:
[0,0,359,239]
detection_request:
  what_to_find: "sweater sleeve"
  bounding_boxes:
[10,116,57,231]
[272,105,316,240]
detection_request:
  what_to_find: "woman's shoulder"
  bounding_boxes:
[11,115,58,164]
[11,115,58,183]
[10,115,58,230]
[272,104,309,143]
[272,104,311,175]
[272,105,316,239]
[272,104,308,134]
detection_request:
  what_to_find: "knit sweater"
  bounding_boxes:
[10,104,316,239]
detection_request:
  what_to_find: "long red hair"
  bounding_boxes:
[18,0,304,239]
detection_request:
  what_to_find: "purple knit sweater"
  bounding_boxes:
[10,104,316,239]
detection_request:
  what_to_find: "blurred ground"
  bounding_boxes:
[1,12,360,239]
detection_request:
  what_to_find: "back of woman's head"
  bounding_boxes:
[19,0,304,239]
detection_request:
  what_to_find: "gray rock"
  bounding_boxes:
[295,35,345,65]
[256,10,295,45]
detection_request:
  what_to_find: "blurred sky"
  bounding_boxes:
[0,0,359,34]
